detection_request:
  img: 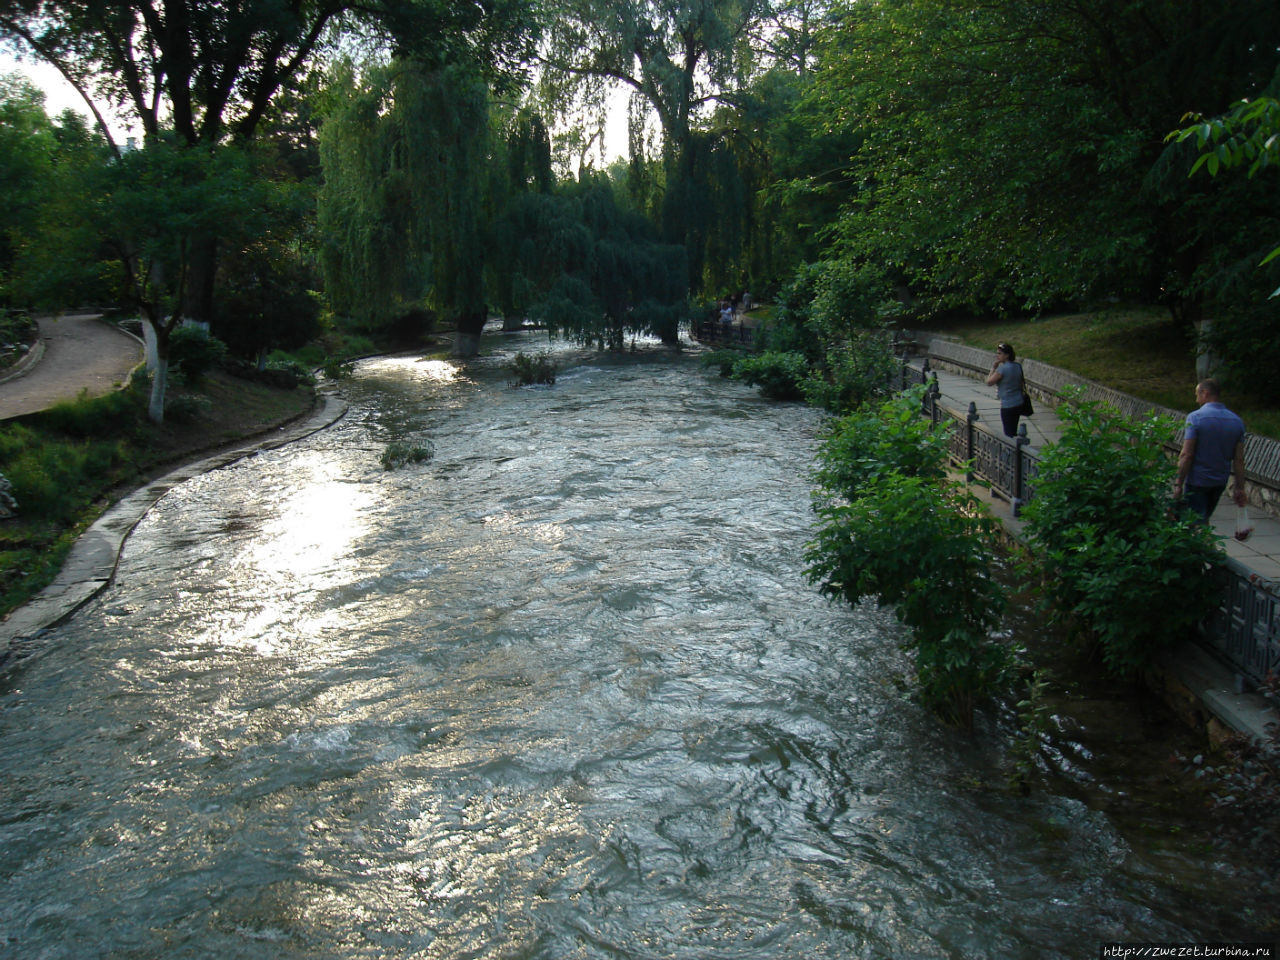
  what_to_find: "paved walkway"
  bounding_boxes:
[0,313,144,419]
[919,362,1280,581]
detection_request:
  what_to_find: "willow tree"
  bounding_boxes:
[317,62,433,329]
[539,0,776,289]
[0,0,538,413]
[502,179,687,348]
[487,109,556,328]
[317,59,496,355]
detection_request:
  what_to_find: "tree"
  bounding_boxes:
[98,139,280,421]
[316,58,496,355]
[0,74,55,304]
[316,60,434,330]
[1164,93,1280,392]
[1,79,116,311]
[539,0,777,288]
[1171,95,1280,293]
[213,241,321,368]
[1,0,540,404]
[499,179,688,348]
[799,0,1280,319]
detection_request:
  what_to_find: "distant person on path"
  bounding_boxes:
[1174,378,1247,522]
[985,342,1025,438]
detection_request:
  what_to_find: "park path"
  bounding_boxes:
[917,362,1280,581]
[0,314,143,420]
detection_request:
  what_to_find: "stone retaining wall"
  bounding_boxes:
[925,337,1280,518]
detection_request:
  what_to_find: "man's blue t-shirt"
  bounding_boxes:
[1185,402,1245,487]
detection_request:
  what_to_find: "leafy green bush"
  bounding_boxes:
[265,354,315,386]
[169,325,228,383]
[509,351,557,386]
[0,422,128,525]
[811,385,951,503]
[1020,387,1223,675]
[0,308,36,366]
[699,348,746,378]
[163,392,211,422]
[35,387,141,439]
[321,356,354,380]
[806,473,1009,726]
[806,387,1006,726]
[758,265,822,362]
[801,330,900,415]
[809,259,897,340]
[731,350,808,401]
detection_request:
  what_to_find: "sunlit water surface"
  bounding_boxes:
[0,331,1264,958]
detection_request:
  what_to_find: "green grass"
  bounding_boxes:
[0,371,313,620]
[924,307,1280,440]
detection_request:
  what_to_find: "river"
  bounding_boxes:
[0,331,1269,958]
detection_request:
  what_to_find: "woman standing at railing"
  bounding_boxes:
[985,342,1025,438]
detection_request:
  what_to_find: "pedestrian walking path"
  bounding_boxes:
[0,313,143,420]
[918,362,1280,580]
[917,360,1278,742]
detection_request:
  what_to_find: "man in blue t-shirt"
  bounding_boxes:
[1173,378,1247,522]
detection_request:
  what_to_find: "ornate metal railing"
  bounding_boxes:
[898,358,1280,691]
[689,316,756,348]
[1207,565,1280,688]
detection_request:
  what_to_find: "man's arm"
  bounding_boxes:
[1174,434,1196,497]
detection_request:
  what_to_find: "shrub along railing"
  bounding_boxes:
[895,356,1280,692]
[921,337,1280,520]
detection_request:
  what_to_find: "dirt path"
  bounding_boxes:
[0,314,144,420]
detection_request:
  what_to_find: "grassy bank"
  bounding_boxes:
[922,307,1280,440]
[0,369,315,619]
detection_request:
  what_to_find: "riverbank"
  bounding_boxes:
[0,388,347,648]
[0,367,321,619]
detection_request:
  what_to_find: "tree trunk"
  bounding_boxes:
[451,309,489,358]
[184,234,219,326]
[1195,316,1218,380]
[147,328,169,424]
[142,320,159,373]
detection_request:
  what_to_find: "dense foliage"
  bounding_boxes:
[806,388,1009,726]
[4,0,1277,367]
[1020,389,1225,675]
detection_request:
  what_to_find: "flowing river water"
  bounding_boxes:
[0,331,1271,958]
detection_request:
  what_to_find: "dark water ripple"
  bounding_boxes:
[0,333,1263,959]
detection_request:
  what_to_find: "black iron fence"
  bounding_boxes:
[897,359,1280,691]
[689,315,756,348]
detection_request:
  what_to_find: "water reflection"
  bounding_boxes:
[0,332,1269,959]
[367,355,464,382]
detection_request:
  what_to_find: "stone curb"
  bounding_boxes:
[0,390,349,648]
[0,336,45,386]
